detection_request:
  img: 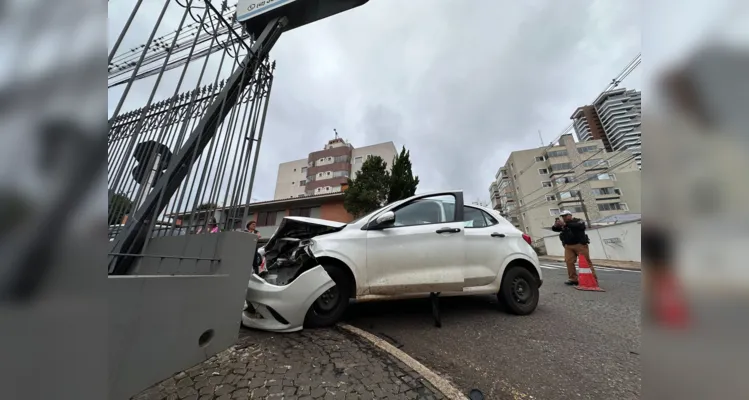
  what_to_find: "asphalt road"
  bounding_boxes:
[343,263,642,400]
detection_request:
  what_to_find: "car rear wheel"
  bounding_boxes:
[304,265,351,328]
[498,266,539,315]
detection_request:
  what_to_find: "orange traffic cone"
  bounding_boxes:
[574,254,604,292]
[653,272,689,329]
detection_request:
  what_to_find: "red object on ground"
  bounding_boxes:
[654,273,690,330]
[574,254,605,292]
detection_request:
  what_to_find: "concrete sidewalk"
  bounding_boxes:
[539,255,641,270]
[133,328,447,400]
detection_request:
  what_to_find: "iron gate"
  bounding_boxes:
[107,0,277,273]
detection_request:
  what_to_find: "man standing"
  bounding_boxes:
[552,210,596,285]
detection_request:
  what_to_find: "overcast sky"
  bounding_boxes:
[109,0,646,204]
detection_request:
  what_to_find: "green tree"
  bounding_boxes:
[109,193,133,225]
[195,202,218,211]
[387,146,420,204]
[343,155,390,218]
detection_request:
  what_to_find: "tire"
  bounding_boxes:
[304,265,352,328]
[498,266,539,315]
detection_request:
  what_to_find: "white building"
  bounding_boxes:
[571,88,642,168]
[489,134,641,243]
[274,137,397,200]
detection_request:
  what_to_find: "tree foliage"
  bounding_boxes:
[343,155,390,218]
[195,202,218,211]
[387,146,420,204]
[109,193,133,225]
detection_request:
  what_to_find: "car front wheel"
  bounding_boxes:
[304,265,351,328]
[498,266,539,315]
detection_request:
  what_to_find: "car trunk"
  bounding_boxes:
[261,217,346,285]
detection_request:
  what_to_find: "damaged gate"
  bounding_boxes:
[107,1,370,399]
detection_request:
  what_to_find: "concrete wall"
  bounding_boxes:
[274,158,308,200]
[351,142,398,177]
[542,220,641,262]
[109,232,257,400]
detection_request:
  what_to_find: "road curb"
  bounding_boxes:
[539,257,641,271]
[338,323,467,400]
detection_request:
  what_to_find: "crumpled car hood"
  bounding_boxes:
[263,217,345,254]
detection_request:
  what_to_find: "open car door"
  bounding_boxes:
[364,191,466,295]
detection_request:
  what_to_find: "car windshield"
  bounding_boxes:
[348,198,410,225]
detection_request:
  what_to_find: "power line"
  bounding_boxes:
[508,53,641,181]
[513,151,635,216]
[513,151,633,215]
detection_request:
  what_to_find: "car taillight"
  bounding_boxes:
[522,234,532,245]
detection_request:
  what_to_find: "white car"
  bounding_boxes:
[242,190,542,332]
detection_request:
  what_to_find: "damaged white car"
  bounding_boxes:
[242,190,543,332]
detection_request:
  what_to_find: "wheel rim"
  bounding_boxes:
[313,285,340,314]
[511,277,532,304]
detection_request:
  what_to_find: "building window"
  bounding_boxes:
[293,168,296,172]
[597,202,626,212]
[614,188,622,195]
[555,176,575,184]
[301,167,307,173]
[289,207,312,217]
[510,163,514,170]
[315,188,321,193]
[519,200,524,205]
[535,156,545,162]
[538,168,548,174]
[549,162,573,171]
[327,171,332,176]
[546,195,555,201]
[577,146,597,153]
[541,181,552,188]
[513,174,517,180]
[354,156,363,164]
[546,150,568,158]
[583,159,608,168]
[558,190,579,199]
[591,187,614,196]
[549,208,561,216]
[300,180,306,186]
[256,211,278,227]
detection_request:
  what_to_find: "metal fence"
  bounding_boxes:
[107,0,277,274]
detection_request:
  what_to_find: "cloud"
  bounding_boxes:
[108,0,642,206]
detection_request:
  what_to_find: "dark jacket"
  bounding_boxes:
[551,218,589,246]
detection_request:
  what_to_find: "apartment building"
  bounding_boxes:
[489,134,641,241]
[571,88,642,168]
[274,137,397,200]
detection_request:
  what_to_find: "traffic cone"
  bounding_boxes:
[574,254,604,292]
[653,272,689,330]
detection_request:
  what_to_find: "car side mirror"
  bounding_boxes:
[373,211,395,228]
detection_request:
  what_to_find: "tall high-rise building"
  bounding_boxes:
[571,88,642,168]
[274,137,397,200]
[488,134,641,242]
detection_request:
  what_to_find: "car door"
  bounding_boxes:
[365,192,466,295]
[462,206,513,287]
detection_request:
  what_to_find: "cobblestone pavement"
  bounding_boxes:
[133,327,447,400]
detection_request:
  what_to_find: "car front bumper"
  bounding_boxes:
[241,265,334,333]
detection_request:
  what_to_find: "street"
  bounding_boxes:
[344,263,642,400]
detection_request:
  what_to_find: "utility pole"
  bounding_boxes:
[577,190,591,227]
[538,130,544,147]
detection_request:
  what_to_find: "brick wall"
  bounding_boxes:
[320,200,354,223]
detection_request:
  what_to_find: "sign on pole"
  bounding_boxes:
[237,0,370,38]
[236,0,300,23]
